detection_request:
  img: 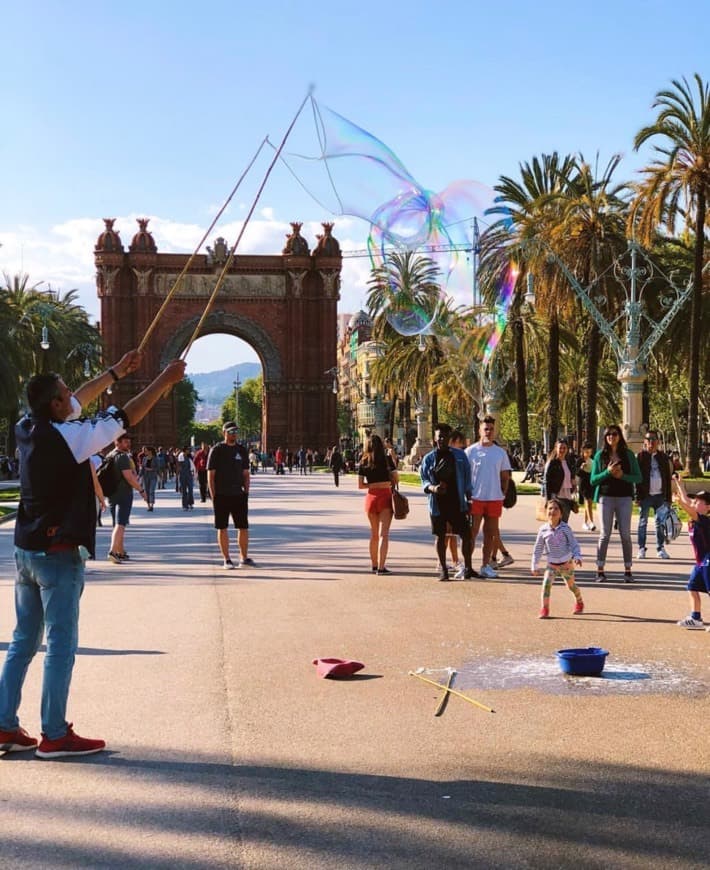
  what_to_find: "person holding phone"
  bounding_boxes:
[590,425,642,582]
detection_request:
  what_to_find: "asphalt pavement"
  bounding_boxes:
[1,470,709,869]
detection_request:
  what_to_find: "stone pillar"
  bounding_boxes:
[406,393,430,468]
[618,360,646,453]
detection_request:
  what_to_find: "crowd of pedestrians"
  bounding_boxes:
[1,347,708,766]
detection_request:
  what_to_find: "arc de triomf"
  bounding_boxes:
[95,218,341,450]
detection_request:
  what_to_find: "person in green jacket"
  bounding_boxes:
[590,424,642,583]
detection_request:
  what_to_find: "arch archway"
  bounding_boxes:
[95,219,341,450]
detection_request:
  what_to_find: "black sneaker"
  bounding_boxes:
[463,567,479,579]
[223,559,235,570]
[240,557,255,567]
[107,552,123,565]
[438,566,450,582]
[377,567,392,575]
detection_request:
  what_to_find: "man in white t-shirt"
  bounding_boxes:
[464,416,511,578]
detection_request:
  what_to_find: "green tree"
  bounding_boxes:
[550,153,630,441]
[485,152,577,447]
[1,273,102,447]
[631,74,710,475]
[367,252,450,436]
[221,374,262,440]
[174,377,200,446]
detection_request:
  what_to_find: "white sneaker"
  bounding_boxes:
[637,547,647,560]
[677,615,704,629]
[498,554,515,568]
[582,522,590,531]
[454,563,466,579]
[480,564,498,579]
[657,548,670,559]
[223,559,235,570]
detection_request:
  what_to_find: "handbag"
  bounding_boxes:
[503,478,517,509]
[391,485,409,520]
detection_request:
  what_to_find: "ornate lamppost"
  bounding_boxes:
[527,240,708,451]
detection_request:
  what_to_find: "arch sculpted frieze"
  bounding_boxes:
[159,311,282,382]
[153,273,286,298]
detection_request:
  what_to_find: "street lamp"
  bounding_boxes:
[324,366,338,395]
[233,374,241,428]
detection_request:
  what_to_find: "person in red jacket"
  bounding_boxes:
[193,442,210,502]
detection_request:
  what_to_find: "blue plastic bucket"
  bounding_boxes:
[556,647,609,676]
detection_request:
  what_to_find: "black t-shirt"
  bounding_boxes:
[207,442,249,497]
[433,449,460,514]
[357,455,395,484]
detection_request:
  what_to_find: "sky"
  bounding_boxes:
[2,0,708,373]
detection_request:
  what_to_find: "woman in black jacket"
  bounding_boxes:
[543,439,577,523]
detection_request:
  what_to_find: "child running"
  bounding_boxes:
[532,497,584,619]
[673,480,710,629]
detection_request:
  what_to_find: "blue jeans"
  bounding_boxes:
[637,494,666,550]
[597,496,633,569]
[0,547,85,739]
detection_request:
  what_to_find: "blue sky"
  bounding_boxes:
[2,0,708,372]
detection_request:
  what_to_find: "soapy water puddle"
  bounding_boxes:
[417,657,709,697]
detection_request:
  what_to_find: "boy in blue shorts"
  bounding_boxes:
[673,480,710,629]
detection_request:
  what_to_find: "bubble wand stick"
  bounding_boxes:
[137,136,269,353]
[180,86,315,362]
[408,670,495,714]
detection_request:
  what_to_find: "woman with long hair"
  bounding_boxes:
[590,424,642,582]
[543,438,577,523]
[358,434,398,575]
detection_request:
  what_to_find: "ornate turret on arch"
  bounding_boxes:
[314,222,341,257]
[95,218,124,253]
[129,218,157,253]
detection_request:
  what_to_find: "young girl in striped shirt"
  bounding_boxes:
[532,498,584,619]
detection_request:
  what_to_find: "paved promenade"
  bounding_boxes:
[1,471,709,869]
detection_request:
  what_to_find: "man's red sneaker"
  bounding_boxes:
[0,726,38,752]
[35,724,106,759]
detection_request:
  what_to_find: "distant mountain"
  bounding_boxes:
[189,363,261,421]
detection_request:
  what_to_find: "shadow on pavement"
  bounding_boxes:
[1,753,707,868]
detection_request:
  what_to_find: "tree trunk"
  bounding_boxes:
[388,395,397,441]
[547,310,560,447]
[685,193,706,477]
[584,322,601,443]
[513,316,531,461]
[576,391,583,451]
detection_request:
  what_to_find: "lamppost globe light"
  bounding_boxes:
[40,325,50,351]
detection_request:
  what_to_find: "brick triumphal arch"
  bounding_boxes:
[95,219,342,450]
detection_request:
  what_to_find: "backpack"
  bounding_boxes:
[657,503,682,544]
[97,451,122,498]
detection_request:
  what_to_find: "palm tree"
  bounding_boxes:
[367,251,450,437]
[485,152,577,447]
[630,74,710,475]
[1,273,103,448]
[551,153,630,442]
